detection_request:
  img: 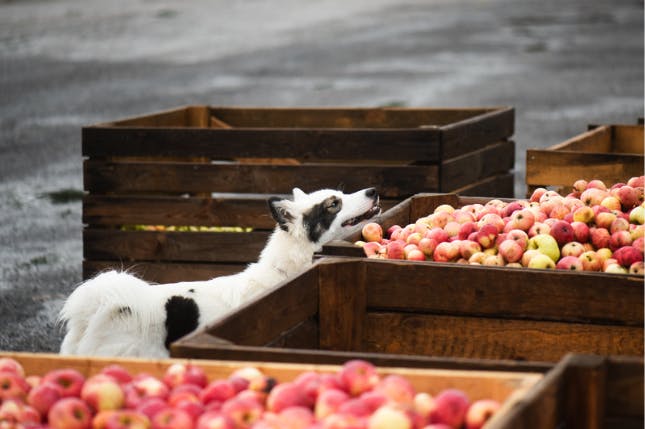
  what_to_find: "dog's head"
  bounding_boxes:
[268,187,380,247]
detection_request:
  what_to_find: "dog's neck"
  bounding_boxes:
[255,226,320,279]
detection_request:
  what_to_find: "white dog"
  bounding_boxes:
[59,187,380,358]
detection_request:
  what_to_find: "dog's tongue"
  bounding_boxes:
[342,205,381,227]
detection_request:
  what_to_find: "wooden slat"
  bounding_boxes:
[549,126,613,152]
[526,150,643,189]
[440,107,515,159]
[605,356,644,419]
[82,260,245,283]
[563,354,606,429]
[205,267,319,346]
[317,260,367,352]
[364,312,643,362]
[364,260,644,326]
[83,194,276,228]
[83,161,440,197]
[101,105,195,127]
[82,128,441,161]
[613,125,645,154]
[441,140,515,192]
[450,172,515,198]
[209,106,504,128]
[83,229,270,263]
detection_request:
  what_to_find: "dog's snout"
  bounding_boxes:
[364,187,378,200]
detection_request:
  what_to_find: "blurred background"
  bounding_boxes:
[0,0,643,353]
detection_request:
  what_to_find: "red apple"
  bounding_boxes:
[27,381,63,416]
[429,389,470,428]
[609,230,632,251]
[613,246,644,267]
[0,370,30,401]
[339,360,379,397]
[433,242,460,262]
[589,227,611,250]
[199,380,236,406]
[586,179,607,191]
[101,410,151,429]
[151,408,193,429]
[629,261,645,274]
[362,222,383,243]
[579,251,602,271]
[337,398,372,418]
[359,390,388,414]
[406,248,426,261]
[570,221,590,243]
[368,405,412,429]
[162,363,208,389]
[266,382,309,413]
[48,397,93,429]
[614,185,640,210]
[43,368,86,398]
[221,396,264,428]
[315,388,350,419]
[572,206,594,224]
[374,375,415,407]
[195,411,235,429]
[556,256,584,271]
[549,220,575,246]
[385,240,406,260]
[498,240,523,263]
[0,358,25,377]
[561,241,585,258]
[529,187,547,203]
[458,240,482,260]
[135,398,169,421]
[81,374,125,412]
[101,365,133,385]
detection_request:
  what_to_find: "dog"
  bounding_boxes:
[59,187,380,358]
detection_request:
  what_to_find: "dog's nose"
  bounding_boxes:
[364,188,378,199]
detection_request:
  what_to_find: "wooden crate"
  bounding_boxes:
[526,124,644,195]
[1,351,542,429]
[171,257,643,364]
[82,105,515,282]
[496,354,643,429]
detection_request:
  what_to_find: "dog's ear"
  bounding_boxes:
[268,197,295,231]
[292,187,307,201]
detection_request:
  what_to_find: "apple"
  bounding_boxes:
[101,410,151,429]
[579,251,602,271]
[433,242,460,262]
[529,187,548,203]
[610,230,632,251]
[527,234,560,263]
[627,176,645,188]
[505,229,529,251]
[406,232,423,246]
[48,397,93,429]
[549,220,575,246]
[0,358,25,377]
[528,253,556,269]
[631,224,645,240]
[151,408,193,429]
[610,217,630,234]
[498,240,523,263]
[0,370,30,400]
[527,222,550,238]
[589,227,611,250]
[426,227,449,244]
[587,179,608,191]
[458,240,482,260]
[385,240,406,260]
[549,204,570,220]
[595,212,617,229]
[475,224,498,249]
[465,399,501,429]
[477,213,505,233]
[267,382,309,412]
[43,368,86,398]
[629,261,645,274]
[163,363,208,389]
[368,405,412,429]
[28,380,63,416]
[570,221,590,243]
[604,264,629,274]
[81,374,125,412]
[362,222,383,243]
[572,206,594,224]
[315,388,350,419]
[221,396,264,428]
[468,252,487,264]
[561,241,585,258]
[0,399,41,426]
[195,411,236,429]
[613,246,644,267]
[556,256,584,271]
[374,375,415,406]
[600,196,622,211]
[101,365,133,385]
[418,238,438,258]
[168,384,202,406]
[200,379,236,406]
[614,185,640,209]
[453,209,476,225]
[135,397,168,421]
[629,206,645,225]
[507,209,535,232]
[429,389,470,428]
[362,241,383,257]
[520,249,541,267]
[430,211,452,229]
[406,248,426,261]
[339,360,379,397]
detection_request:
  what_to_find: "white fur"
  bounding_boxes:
[59,187,379,358]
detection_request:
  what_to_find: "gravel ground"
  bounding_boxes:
[0,0,642,353]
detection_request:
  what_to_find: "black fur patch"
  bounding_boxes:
[117,306,132,316]
[164,296,199,350]
[268,197,293,232]
[302,196,342,243]
[188,288,195,293]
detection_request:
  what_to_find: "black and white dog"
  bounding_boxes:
[59,187,380,358]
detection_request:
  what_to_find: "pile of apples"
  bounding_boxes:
[0,356,503,429]
[357,176,645,274]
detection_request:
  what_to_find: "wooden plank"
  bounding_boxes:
[605,356,644,419]
[364,312,644,362]
[83,194,277,228]
[82,260,245,282]
[451,172,515,197]
[549,126,613,152]
[441,140,515,192]
[171,332,551,373]
[563,354,606,429]
[318,260,367,352]
[526,150,643,189]
[82,128,441,161]
[83,160,440,198]
[204,267,319,346]
[2,352,541,407]
[209,106,504,128]
[613,125,645,154]
[83,229,270,263]
[440,107,514,159]
[264,316,320,349]
[101,105,194,127]
[363,260,644,326]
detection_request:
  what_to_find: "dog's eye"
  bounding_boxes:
[328,199,340,209]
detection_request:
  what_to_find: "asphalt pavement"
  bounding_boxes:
[0,0,643,353]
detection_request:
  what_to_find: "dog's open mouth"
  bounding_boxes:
[341,204,381,227]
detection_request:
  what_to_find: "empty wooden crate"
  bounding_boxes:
[82,105,515,283]
[526,124,644,195]
[171,257,643,364]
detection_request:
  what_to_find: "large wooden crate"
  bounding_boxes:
[496,354,643,429]
[82,105,514,282]
[171,257,643,364]
[526,124,644,195]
